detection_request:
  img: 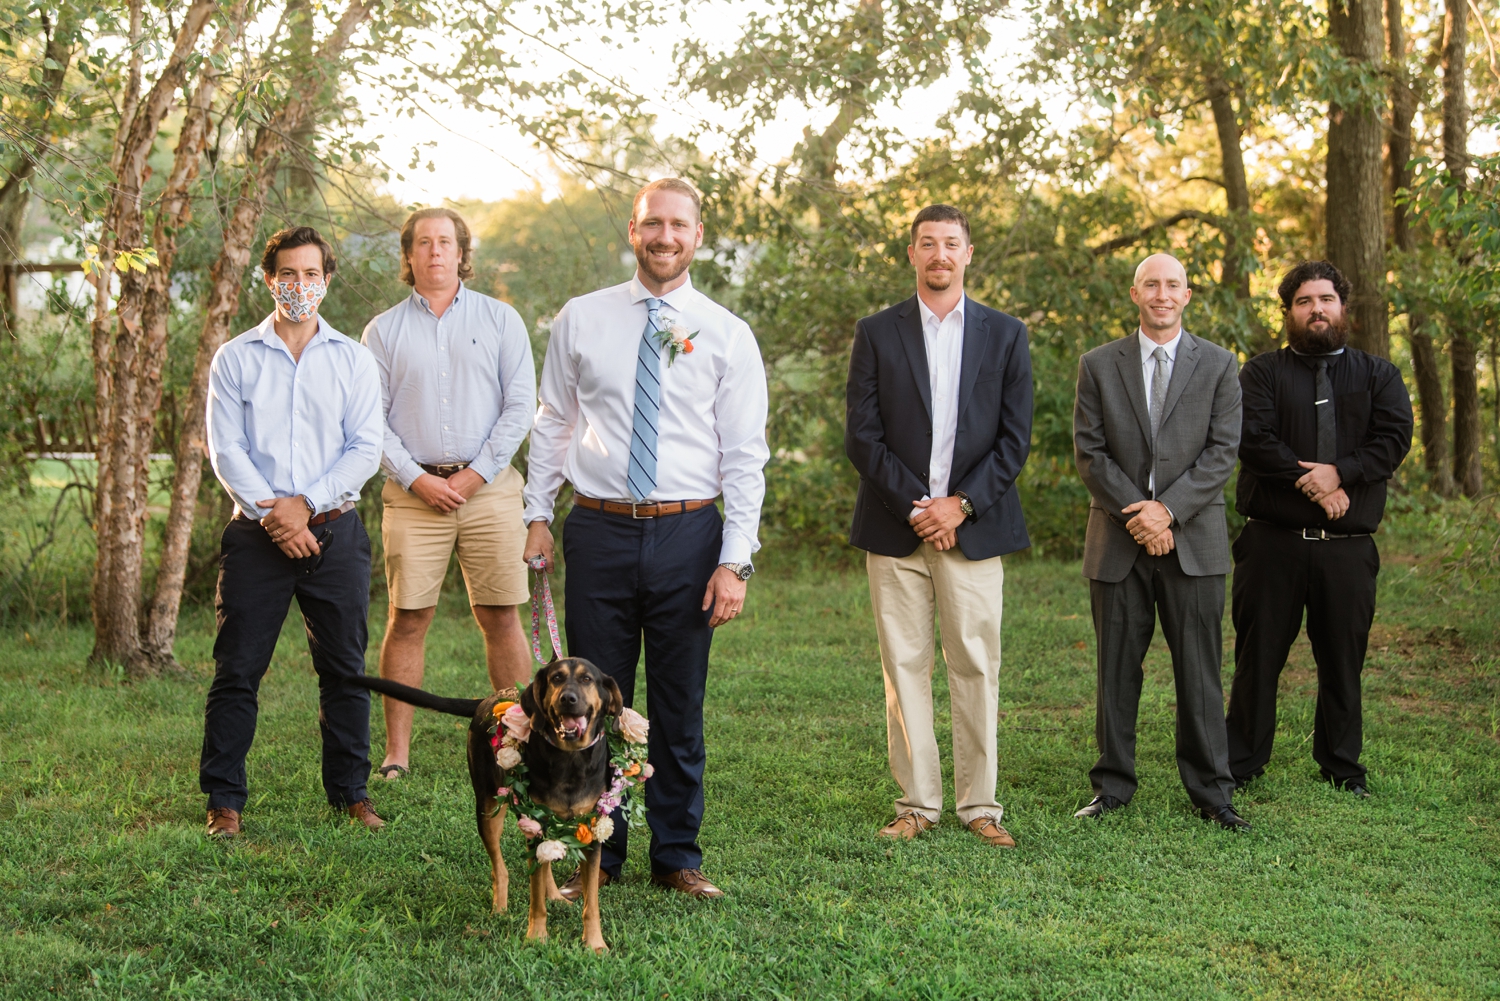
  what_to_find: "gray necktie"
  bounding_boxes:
[1149,346,1169,443]
[1315,360,1336,464]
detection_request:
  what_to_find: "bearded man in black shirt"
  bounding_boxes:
[1226,261,1413,797]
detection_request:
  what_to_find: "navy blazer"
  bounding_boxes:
[844,295,1033,560]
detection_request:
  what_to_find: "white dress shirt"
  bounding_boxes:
[918,295,965,498]
[208,314,383,519]
[362,282,536,489]
[1138,327,1182,496]
[522,273,770,564]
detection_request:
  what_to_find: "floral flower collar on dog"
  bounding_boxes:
[489,697,651,869]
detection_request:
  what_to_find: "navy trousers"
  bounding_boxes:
[562,503,721,877]
[199,512,373,812]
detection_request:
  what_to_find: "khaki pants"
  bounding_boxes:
[867,542,1005,825]
[380,466,528,609]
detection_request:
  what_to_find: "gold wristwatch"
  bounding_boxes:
[955,491,975,519]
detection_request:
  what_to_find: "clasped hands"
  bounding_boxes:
[910,496,966,551]
[1294,461,1349,520]
[258,495,319,558]
[1122,500,1174,556]
[410,468,486,513]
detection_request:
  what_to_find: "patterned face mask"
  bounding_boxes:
[270,280,327,322]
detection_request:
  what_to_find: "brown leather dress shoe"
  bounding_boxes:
[558,866,613,903]
[206,807,241,839]
[347,799,385,831]
[877,811,936,840]
[650,868,724,899]
[967,816,1016,847]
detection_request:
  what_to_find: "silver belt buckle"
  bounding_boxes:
[1302,527,1328,541]
[631,501,651,520]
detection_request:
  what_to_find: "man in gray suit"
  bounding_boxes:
[1071,253,1249,831]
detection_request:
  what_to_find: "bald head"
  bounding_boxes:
[1129,253,1192,343]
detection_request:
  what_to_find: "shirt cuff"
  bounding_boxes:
[394,459,426,491]
[302,484,335,515]
[467,455,501,483]
[522,499,555,525]
[1334,457,1360,486]
[717,533,753,565]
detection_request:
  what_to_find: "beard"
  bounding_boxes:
[634,240,692,285]
[921,266,955,292]
[1285,311,1349,354]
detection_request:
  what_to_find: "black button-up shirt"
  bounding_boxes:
[1236,346,1413,533]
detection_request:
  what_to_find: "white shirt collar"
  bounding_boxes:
[1138,327,1183,362]
[413,280,465,315]
[629,271,695,311]
[256,312,333,348]
[917,293,966,330]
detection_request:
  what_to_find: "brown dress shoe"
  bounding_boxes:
[877,811,936,840]
[967,816,1016,847]
[206,807,241,839]
[347,799,385,831]
[558,866,613,903]
[650,868,724,899]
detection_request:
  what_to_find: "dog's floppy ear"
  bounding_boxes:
[600,674,624,717]
[520,663,551,718]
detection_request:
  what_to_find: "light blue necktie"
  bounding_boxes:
[627,298,663,502]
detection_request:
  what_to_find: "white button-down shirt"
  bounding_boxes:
[362,282,536,489]
[918,295,965,498]
[1138,327,1182,496]
[522,273,770,564]
[208,314,383,519]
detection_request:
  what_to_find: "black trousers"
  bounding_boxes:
[562,503,721,878]
[199,513,373,812]
[1226,520,1379,788]
[1088,548,1235,811]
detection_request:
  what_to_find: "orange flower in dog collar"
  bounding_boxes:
[492,700,516,719]
[575,823,594,845]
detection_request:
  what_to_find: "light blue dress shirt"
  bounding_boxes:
[208,314,384,519]
[361,282,536,490]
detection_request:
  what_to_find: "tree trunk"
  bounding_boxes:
[1441,0,1479,495]
[1326,0,1389,359]
[88,0,219,674]
[1206,74,1272,354]
[1409,325,1454,491]
[141,0,375,667]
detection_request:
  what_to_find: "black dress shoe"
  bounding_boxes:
[1344,783,1370,799]
[1073,795,1124,819]
[1200,803,1251,831]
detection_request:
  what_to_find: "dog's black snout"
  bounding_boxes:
[559,690,582,709]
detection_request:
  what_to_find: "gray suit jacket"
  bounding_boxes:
[1073,331,1242,582]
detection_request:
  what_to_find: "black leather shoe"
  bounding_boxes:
[1200,803,1251,831]
[1073,795,1124,819]
[1344,783,1370,799]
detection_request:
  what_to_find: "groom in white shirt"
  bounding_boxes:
[523,178,769,900]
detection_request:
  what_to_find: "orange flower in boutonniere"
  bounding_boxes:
[652,319,698,366]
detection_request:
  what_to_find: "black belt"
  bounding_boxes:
[419,462,470,478]
[1248,518,1368,541]
[573,495,716,519]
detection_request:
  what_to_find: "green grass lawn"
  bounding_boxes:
[1,554,1497,999]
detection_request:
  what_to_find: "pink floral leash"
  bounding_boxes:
[527,554,564,663]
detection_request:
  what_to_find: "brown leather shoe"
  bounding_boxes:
[650,868,724,899]
[347,799,385,831]
[877,811,936,840]
[967,816,1016,847]
[557,866,613,903]
[206,807,241,839]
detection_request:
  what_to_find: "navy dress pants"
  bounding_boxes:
[199,513,373,812]
[562,503,721,878]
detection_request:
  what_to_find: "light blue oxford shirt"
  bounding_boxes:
[361,282,536,490]
[207,314,383,520]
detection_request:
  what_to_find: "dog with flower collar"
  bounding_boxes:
[353,657,645,952]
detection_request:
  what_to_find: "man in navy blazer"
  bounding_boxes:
[845,204,1033,848]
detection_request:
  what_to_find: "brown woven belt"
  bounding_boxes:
[573,495,716,519]
[419,462,470,478]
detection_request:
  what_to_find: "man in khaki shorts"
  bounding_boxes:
[362,207,536,779]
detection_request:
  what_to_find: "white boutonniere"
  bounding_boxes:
[652,318,698,366]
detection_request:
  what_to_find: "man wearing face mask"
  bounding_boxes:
[200,226,385,840]
[1226,261,1412,797]
[522,178,769,900]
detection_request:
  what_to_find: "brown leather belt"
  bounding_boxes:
[236,500,355,527]
[419,462,470,478]
[573,495,716,519]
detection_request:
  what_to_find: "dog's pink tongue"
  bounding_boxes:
[564,716,588,736]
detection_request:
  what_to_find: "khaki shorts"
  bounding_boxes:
[381,465,529,609]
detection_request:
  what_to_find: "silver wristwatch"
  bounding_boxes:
[719,562,755,581]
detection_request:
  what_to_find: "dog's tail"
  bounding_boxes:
[350,675,483,717]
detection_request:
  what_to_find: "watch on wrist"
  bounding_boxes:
[302,495,316,516]
[719,562,755,581]
[955,491,975,519]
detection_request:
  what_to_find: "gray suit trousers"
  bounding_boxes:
[1088,548,1235,810]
